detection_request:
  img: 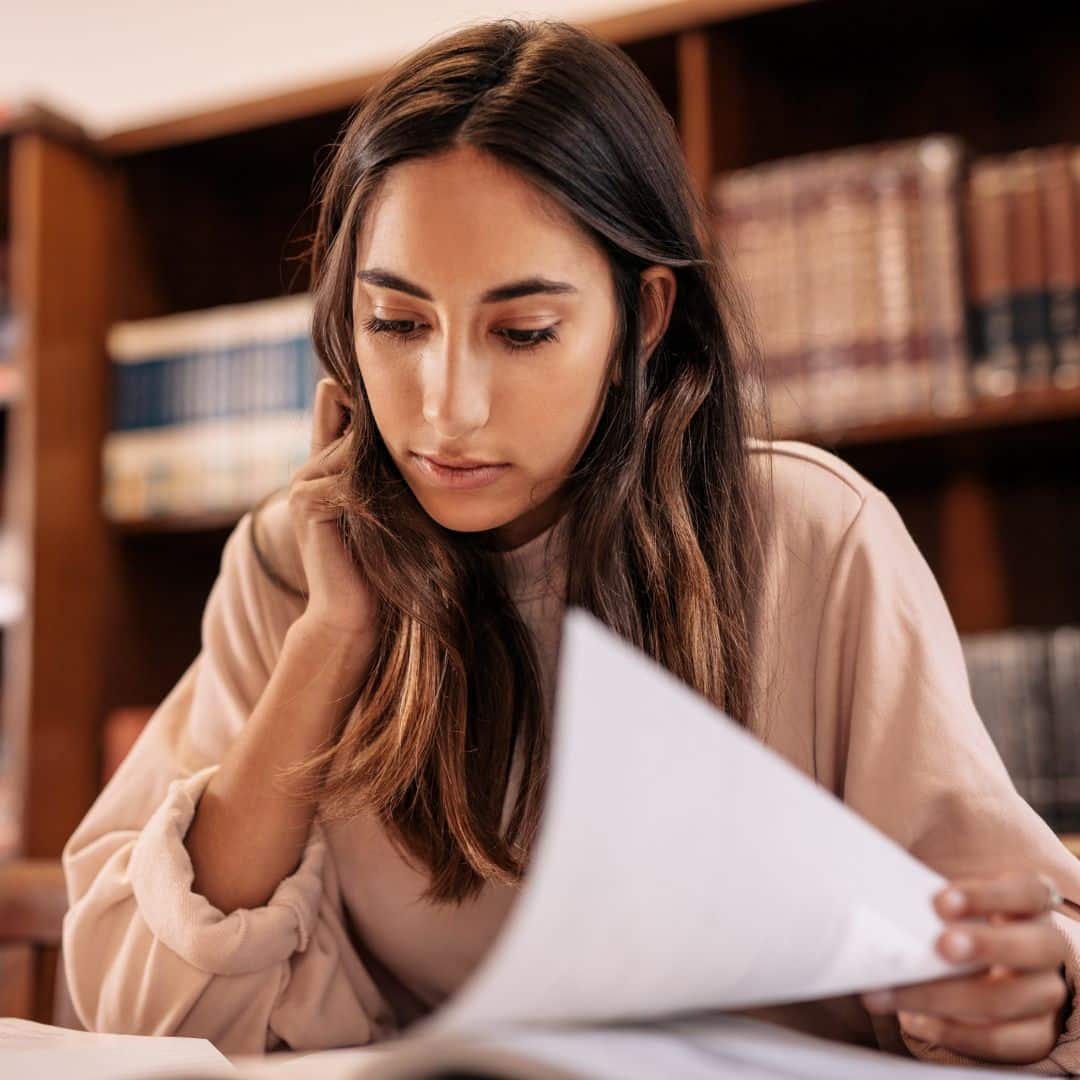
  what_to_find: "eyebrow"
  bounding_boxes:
[355,268,579,304]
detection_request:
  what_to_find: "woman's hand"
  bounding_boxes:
[861,871,1070,1065]
[289,376,377,637]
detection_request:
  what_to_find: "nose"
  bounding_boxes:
[420,340,492,439]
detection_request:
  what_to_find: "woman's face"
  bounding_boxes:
[352,144,673,550]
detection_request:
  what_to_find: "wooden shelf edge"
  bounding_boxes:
[0,859,67,946]
[780,385,1080,449]
[0,100,94,152]
[99,0,811,156]
[110,509,246,535]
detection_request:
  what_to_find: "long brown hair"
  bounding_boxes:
[254,17,772,904]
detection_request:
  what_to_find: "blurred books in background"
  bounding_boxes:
[711,135,1080,435]
[101,134,1080,518]
[103,293,320,522]
[962,626,1080,833]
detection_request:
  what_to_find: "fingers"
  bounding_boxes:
[935,872,1062,920]
[896,1009,1060,1065]
[931,918,1065,971]
[864,969,1067,1024]
[311,377,353,456]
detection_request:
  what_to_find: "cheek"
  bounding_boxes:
[508,355,608,471]
[356,353,416,441]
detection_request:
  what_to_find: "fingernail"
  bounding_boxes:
[899,1011,937,1039]
[941,929,975,960]
[863,989,895,1012]
[939,888,966,916]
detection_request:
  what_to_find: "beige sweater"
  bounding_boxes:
[61,440,1080,1072]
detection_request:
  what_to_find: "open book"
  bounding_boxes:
[5,607,1013,1079]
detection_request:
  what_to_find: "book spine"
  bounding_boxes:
[1008,151,1054,389]
[966,158,1020,397]
[794,157,832,431]
[916,135,970,414]
[772,163,808,436]
[849,147,884,425]
[1038,145,1080,389]
[873,144,916,420]
[898,143,933,414]
[1019,629,1056,824]
[1049,627,1080,833]
[712,168,781,423]
[824,151,863,429]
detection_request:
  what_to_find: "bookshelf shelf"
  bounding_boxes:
[110,509,244,535]
[786,386,1080,449]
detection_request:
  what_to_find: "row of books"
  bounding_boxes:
[710,137,1080,434]
[104,294,320,520]
[103,134,1079,520]
[103,411,314,522]
[961,625,1080,833]
[108,292,318,429]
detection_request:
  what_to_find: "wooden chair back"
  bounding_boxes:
[0,858,81,1027]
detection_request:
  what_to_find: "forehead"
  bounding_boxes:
[354,146,608,291]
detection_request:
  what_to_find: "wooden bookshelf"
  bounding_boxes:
[0,103,112,860]
[3,0,1080,861]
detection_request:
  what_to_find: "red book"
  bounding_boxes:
[102,706,155,785]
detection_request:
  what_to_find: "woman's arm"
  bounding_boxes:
[186,616,375,914]
[814,488,1080,1071]
[61,512,397,1053]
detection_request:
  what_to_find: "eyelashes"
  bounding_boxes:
[359,316,559,353]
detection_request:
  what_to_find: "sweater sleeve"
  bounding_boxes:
[60,510,398,1055]
[815,488,1080,1074]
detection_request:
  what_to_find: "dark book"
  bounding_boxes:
[1049,627,1080,832]
[966,158,1021,397]
[1038,145,1080,389]
[1008,151,1055,388]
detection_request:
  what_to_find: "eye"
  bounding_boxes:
[361,316,419,341]
[499,326,560,352]
[360,316,559,353]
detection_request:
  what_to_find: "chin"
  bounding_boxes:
[411,490,516,535]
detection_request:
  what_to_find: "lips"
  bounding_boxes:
[420,454,505,470]
[412,453,510,489]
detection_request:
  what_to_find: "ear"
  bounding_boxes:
[610,265,677,388]
[639,266,677,362]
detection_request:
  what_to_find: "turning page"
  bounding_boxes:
[422,606,974,1034]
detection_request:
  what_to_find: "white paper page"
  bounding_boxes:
[227,1018,1033,1080]
[424,607,975,1034]
[661,1014,1033,1079]
[229,1027,786,1080]
[229,1046,395,1080]
[0,1017,234,1079]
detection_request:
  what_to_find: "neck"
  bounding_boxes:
[487,490,568,552]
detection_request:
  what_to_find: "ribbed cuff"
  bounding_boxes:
[129,764,326,975]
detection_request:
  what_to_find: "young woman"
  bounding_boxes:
[62,17,1080,1071]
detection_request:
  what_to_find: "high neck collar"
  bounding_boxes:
[495,510,571,603]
